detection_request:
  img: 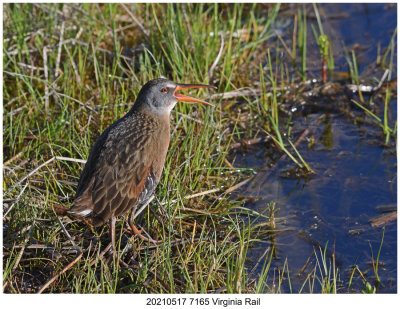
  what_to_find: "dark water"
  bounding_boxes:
[236,4,397,293]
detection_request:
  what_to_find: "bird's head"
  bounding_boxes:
[135,78,216,114]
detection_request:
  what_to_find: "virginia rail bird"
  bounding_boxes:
[63,78,215,251]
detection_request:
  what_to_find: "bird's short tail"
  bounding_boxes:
[53,204,70,216]
[52,203,95,229]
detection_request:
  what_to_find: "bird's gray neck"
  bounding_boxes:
[129,102,171,126]
[131,100,172,119]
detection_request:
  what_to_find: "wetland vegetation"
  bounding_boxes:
[3,3,397,293]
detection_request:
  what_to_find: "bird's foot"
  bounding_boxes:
[126,224,160,244]
[129,223,143,235]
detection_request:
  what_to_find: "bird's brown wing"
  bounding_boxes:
[70,112,160,226]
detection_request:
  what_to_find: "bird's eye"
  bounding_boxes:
[161,88,168,93]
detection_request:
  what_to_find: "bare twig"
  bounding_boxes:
[95,4,108,28]
[3,71,42,82]
[3,183,28,218]
[64,46,82,86]
[133,195,155,220]
[43,47,49,112]
[175,112,204,125]
[4,28,44,45]
[72,91,101,117]
[247,126,313,195]
[114,23,137,34]
[274,29,293,59]
[130,226,160,244]
[120,3,150,40]
[158,188,221,210]
[224,158,234,169]
[180,3,194,48]
[230,136,271,149]
[225,178,252,194]
[177,208,214,215]
[89,243,112,267]
[376,69,390,91]
[55,156,87,164]
[7,37,133,63]
[208,32,224,79]
[75,27,83,41]
[55,21,65,78]
[369,211,397,227]
[5,157,56,196]
[4,92,28,107]
[66,4,111,31]
[74,39,133,62]
[16,62,44,71]
[171,117,183,138]
[4,244,57,250]
[248,247,271,279]
[5,156,86,196]
[6,105,28,117]
[33,3,63,20]
[55,92,96,112]
[4,151,23,166]
[12,221,36,272]
[208,88,261,100]
[137,237,207,251]
[182,188,220,200]
[6,38,71,56]
[56,216,81,252]
[37,252,83,294]
[3,281,9,291]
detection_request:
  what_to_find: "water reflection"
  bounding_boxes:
[240,113,396,292]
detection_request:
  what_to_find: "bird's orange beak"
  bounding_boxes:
[174,83,216,107]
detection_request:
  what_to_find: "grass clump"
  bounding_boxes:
[3,3,396,294]
[3,3,284,294]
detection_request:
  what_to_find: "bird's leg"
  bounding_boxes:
[128,196,155,235]
[128,208,143,235]
[127,207,160,244]
[110,216,116,258]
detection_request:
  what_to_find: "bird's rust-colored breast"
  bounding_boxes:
[70,108,170,226]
